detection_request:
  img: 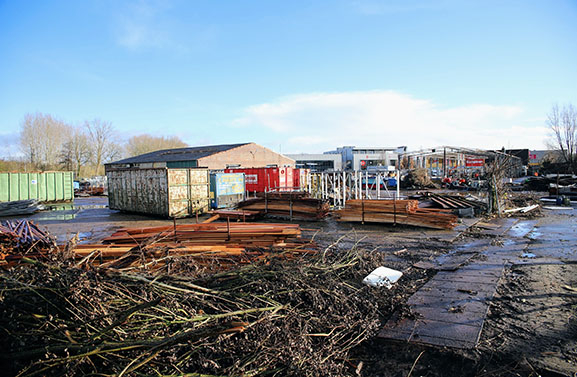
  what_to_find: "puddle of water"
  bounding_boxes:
[527,229,543,240]
[520,252,536,259]
[45,204,108,211]
[508,222,535,238]
[33,210,78,221]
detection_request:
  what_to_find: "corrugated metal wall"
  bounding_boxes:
[0,171,74,203]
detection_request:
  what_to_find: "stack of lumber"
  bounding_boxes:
[255,191,309,199]
[237,194,329,220]
[335,199,458,230]
[0,199,44,216]
[63,222,314,271]
[211,208,262,221]
[101,222,303,246]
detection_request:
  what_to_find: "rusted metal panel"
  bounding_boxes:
[106,167,209,218]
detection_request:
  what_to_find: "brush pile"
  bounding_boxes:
[0,247,396,376]
[336,199,458,230]
[237,191,330,220]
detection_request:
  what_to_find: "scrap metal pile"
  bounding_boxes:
[335,199,458,230]
[237,191,330,220]
[0,246,396,376]
[0,220,56,266]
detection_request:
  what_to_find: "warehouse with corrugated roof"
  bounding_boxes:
[105,142,294,171]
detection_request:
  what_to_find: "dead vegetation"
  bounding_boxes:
[402,168,437,189]
[0,243,411,377]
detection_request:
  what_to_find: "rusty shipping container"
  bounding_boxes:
[106,167,210,218]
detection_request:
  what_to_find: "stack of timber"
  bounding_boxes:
[335,199,458,230]
[237,192,329,220]
[211,208,262,221]
[101,222,303,246]
[66,222,315,272]
[0,199,44,217]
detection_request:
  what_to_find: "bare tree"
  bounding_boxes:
[125,134,188,157]
[19,112,71,170]
[60,128,91,177]
[547,103,577,174]
[85,119,120,175]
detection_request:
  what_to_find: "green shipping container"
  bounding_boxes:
[0,171,75,203]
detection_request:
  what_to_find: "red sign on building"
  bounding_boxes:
[465,156,485,167]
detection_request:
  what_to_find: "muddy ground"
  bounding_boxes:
[2,196,576,376]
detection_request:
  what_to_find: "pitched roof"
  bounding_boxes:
[108,143,251,165]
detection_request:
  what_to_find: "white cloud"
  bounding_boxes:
[234,90,549,153]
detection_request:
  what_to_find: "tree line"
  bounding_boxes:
[4,112,187,177]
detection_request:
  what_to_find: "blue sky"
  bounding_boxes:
[1,0,576,157]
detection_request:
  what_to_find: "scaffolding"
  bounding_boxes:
[307,170,401,208]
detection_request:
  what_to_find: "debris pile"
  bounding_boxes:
[0,199,44,216]
[0,247,393,376]
[402,168,437,188]
[336,199,458,230]
[0,220,56,266]
[237,191,330,220]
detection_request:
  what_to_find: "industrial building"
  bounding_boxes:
[285,153,343,172]
[287,146,406,172]
[106,142,295,170]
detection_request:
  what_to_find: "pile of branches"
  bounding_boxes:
[486,154,517,215]
[402,168,437,189]
[0,247,397,376]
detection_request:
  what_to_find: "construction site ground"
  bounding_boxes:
[1,196,576,376]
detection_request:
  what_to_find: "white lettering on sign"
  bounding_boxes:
[245,174,258,184]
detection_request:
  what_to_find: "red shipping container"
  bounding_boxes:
[293,168,301,188]
[225,167,296,193]
[292,168,310,190]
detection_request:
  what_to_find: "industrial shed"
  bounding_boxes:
[105,142,295,170]
[104,143,294,217]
